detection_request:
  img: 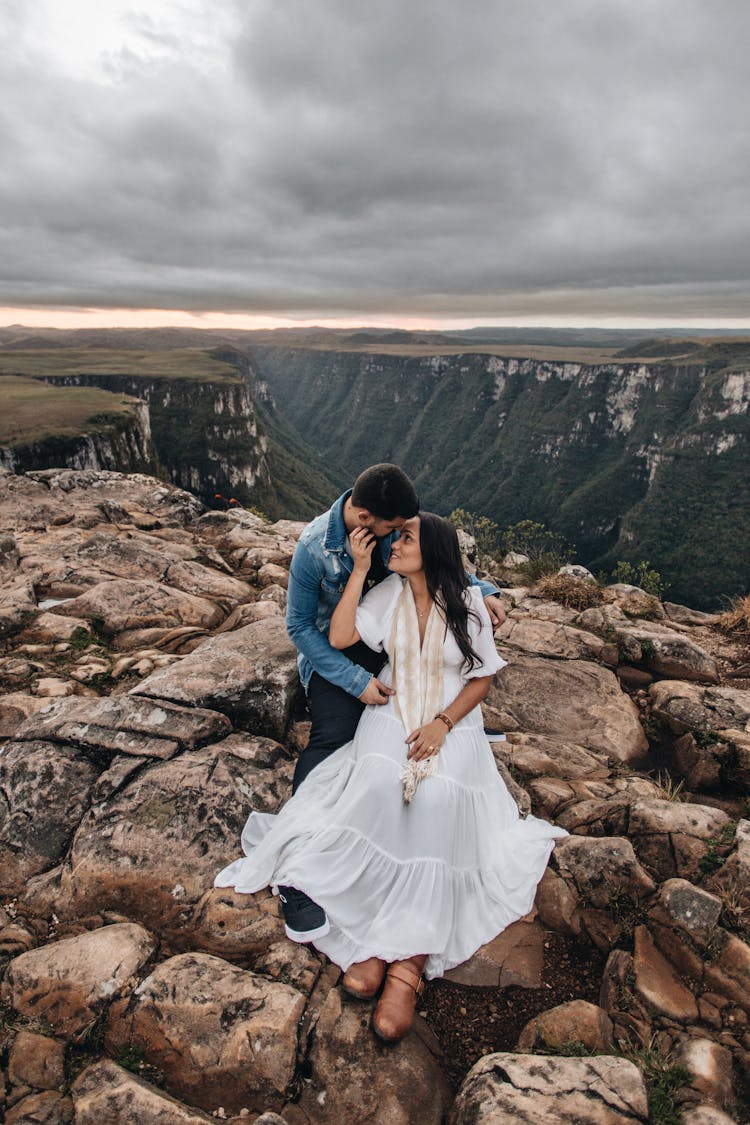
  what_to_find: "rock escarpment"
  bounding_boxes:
[250,343,749,608]
[0,467,748,1122]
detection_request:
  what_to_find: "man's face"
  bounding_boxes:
[362,513,405,539]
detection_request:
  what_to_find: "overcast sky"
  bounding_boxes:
[1,0,749,328]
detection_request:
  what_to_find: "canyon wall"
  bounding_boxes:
[249,347,749,608]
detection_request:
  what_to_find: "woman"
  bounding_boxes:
[215,513,566,1042]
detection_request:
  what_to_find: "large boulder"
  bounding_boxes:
[48,736,293,939]
[13,695,231,761]
[57,578,223,635]
[132,617,301,740]
[484,656,647,765]
[104,953,305,1116]
[450,1052,649,1123]
[623,626,718,682]
[494,617,616,665]
[0,739,100,894]
[552,836,656,908]
[3,923,155,1038]
[298,985,450,1124]
[629,799,731,880]
[650,681,750,735]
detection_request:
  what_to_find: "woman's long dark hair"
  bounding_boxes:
[418,512,482,671]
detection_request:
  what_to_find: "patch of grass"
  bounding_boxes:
[651,770,686,802]
[0,348,242,383]
[620,1036,691,1125]
[536,574,604,610]
[694,729,721,749]
[699,848,726,875]
[607,886,649,941]
[0,375,140,446]
[116,1044,146,1073]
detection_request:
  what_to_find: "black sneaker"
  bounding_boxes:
[277,885,330,943]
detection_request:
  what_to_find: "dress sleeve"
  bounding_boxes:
[465,586,507,678]
[354,574,403,652]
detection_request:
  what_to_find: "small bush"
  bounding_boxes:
[501,520,574,564]
[536,574,604,610]
[610,560,666,599]
[448,508,502,556]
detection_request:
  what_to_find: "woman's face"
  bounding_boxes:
[388,516,423,575]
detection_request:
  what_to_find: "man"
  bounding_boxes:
[280,463,505,941]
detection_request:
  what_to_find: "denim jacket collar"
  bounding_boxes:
[323,490,352,554]
[324,489,394,567]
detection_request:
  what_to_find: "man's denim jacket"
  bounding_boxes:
[286,490,500,698]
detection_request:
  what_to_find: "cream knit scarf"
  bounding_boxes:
[388,580,445,803]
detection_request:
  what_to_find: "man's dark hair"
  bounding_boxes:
[351,463,419,520]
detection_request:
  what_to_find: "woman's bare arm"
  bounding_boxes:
[405,675,493,760]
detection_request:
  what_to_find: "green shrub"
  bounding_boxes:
[448,508,502,556]
[611,560,666,598]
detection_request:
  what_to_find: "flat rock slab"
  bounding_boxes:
[3,922,155,1038]
[132,617,301,740]
[633,925,699,1021]
[494,617,615,664]
[57,578,223,635]
[299,985,450,1124]
[72,1059,216,1123]
[105,952,305,1116]
[503,732,613,780]
[484,656,647,765]
[14,695,231,759]
[0,739,101,895]
[445,916,544,988]
[450,1052,649,1124]
[53,737,293,939]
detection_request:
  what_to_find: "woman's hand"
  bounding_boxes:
[350,527,377,573]
[405,719,447,761]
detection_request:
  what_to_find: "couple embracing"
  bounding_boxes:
[216,464,565,1043]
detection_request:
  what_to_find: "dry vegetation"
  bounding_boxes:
[718,594,750,638]
[0,376,141,446]
[535,573,604,610]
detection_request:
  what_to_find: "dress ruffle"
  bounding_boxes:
[215,706,567,979]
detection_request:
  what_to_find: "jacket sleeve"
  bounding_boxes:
[286,540,374,698]
[466,571,499,598]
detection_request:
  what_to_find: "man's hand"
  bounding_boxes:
[350,526,377,573]
[484,594,507,628]
[359,677,396,705]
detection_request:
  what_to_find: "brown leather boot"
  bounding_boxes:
[342,957,387,999]
[372,958,425,1043]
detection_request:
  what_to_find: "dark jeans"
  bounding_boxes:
[292,641,386,793]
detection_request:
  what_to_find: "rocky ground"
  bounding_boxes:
[0,466,748,1124]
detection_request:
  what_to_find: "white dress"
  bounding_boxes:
[215,575,567,980]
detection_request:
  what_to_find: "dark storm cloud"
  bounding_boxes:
[1,0,749,317]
